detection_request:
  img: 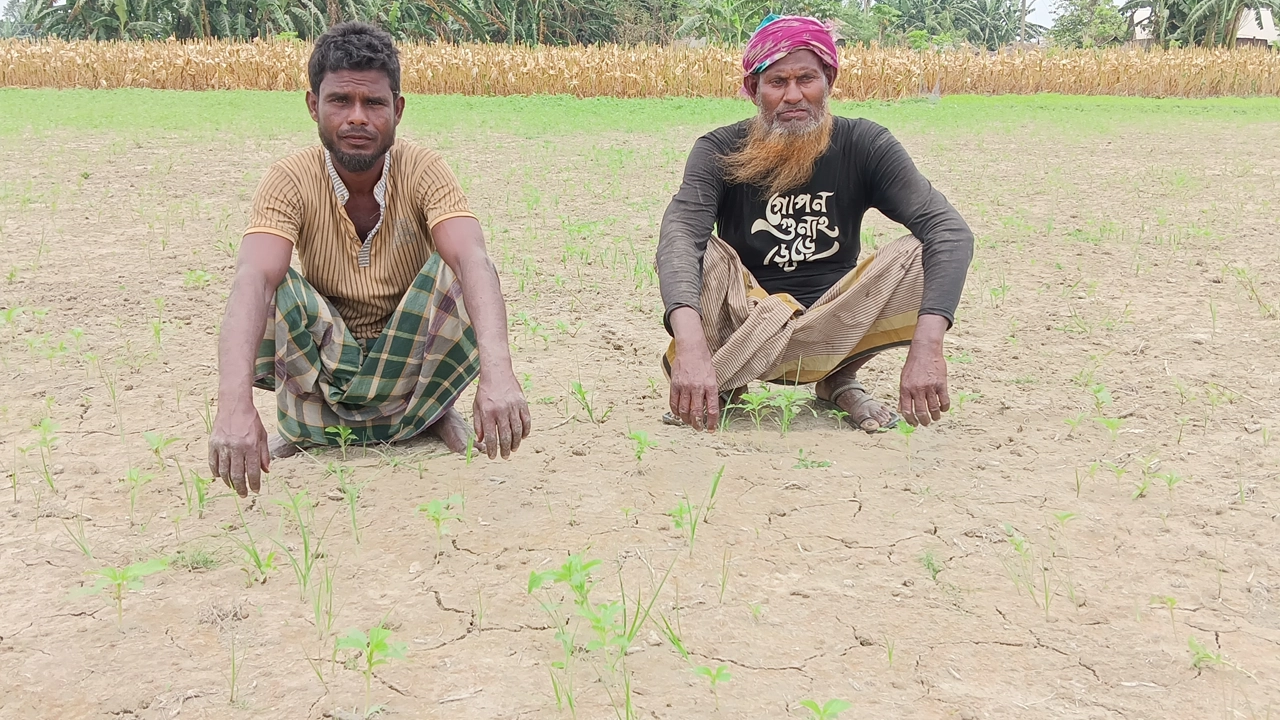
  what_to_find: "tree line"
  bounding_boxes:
[2,0,1277,50]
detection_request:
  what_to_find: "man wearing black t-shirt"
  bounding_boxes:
[656,16,973,433]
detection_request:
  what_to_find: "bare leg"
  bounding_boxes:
[425,406,475,455]
[815,355,898,433]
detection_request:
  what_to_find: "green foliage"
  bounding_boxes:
[1049,0,1130,47]
[75,557,169,627]
[417,493,464,561]
[626,429,658,463]
[799,698,854,720]
[337,622,408,716]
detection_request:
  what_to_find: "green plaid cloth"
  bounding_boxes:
[253,254,480,446]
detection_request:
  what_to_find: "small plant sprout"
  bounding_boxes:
[230,499,276,585]
[731,388,774,431]
[1089,382,1113,411]
[799,699,854,720]
[1186,635,1254,679]
[32,417,58,490]
[271,490,326,600]
[1062,411,1088,437]
[668,465,723,557]
[336,621,408,717]
[1159,471,1184,501]
[75,557,169,627]
[325,425,357,461]
[1052,511,1078,528]
[626,428,658,463]
[183,269,213,288]
[1095,416,1124,441]
[921,550,943,582]
[949,390,979,414]
[226,632,245,705]
[328,463,366,544]
[770,385,813,435]
[719,549,731,603]
[885,637,896,667]
[1131,476,1151,500]
[121,467,154,526]
[895,422,917,470]
[61,512,93,559]
[417,493,464,562]
[793,449,832,469]
[142,431,178,467]
[569,379,613,424]
[1154,595,1177,633]
[826,407,850,428]
[692,664,731,708]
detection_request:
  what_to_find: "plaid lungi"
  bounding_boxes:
[663,234,925,390]
[253,254,480,446]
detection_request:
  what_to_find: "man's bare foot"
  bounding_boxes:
[817,375,899,433]
[269,434,301,459]
[426,406,478,455]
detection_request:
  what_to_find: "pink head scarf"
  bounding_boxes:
[741,15,839,98]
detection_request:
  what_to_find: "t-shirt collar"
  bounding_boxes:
[324,148,391,268]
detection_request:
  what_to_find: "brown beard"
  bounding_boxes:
[721,110,833,198]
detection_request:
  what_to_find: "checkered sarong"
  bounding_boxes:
[253,254,480,446]
[663,234,925,389]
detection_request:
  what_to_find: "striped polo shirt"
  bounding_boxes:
[245,141,475,339]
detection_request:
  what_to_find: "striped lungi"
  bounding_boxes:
[252,254,480,446]
[663,234,925,390]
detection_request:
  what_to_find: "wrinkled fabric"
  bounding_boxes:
[741,14,839,95]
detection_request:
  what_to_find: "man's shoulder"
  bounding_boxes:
[697,120,751,148]
[390,140,450,173]
[832,115,891,145]
[267,146,326,181]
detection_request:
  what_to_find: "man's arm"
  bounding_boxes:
[209,232,292,496]
[433,216,530,459]
[657,134,729,431]
[862,124,975,426]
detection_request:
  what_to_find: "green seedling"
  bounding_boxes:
[921,550,943,582]
[895,422,917,470]
[731,388,774,431]
[1131,477,1151,500]
[949,391,979,414]
[75,557,169,627]
[1052,511,1078,528]
[748,601,765,622]
[770,386,813,435]
[1186,634,1254,680]
[668,465,723,557]
[1089,382,1113,411]
[692,665,731,709]
[569,379,613,424]
[1159,471,1183,500]
[142,431,178,467]
[229,499,276,585]
[658,612,689,659]
[626,429,658,463]
[793,449,832,469]
[325,425,357,461]
[183,269,213,288]
[1062,411,1088,437]
[197,392,214,435]
[226,632,245,704]
[121,467,154,526]
[272,490,327,600]
[328,463,366,544]
[826,407,850,428]
[1094,416,1124,441]
[719,549,731,604]
[417,493,464,562]
[885,637,896,667]
[32,417,58,490]
[177,461,215,518]
[1154,595,1177,633]
[336,622,407,718]
[799,699,853,720]
[61,513,93,559]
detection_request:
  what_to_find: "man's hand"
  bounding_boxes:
[473,372,531,460]
[668,306,720,432]
[208,400,270,497]
[898,314,951,426]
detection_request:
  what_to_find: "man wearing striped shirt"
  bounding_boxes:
[208,23,529,497]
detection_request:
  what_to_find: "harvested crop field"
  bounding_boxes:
[0,90,1278,719]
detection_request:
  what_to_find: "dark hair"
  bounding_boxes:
[308,22,401,96]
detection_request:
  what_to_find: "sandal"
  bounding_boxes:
[817,377,901,434]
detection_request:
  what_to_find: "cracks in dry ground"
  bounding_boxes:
[687,648,821,680]
[825,533,922,550]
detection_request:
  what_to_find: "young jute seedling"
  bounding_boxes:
[121,467,155,526]
[325,425,357,461]
[730,388,774,432]
[692,664,731,709]
[75,557,169,627]
[626,429,658,463]
[799,699,853,720]
[328,463,366,544]
[142,431,178,468]
[336,623,408,717]
[417,493,464,562]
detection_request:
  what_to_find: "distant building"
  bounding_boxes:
[1130,7,1278,47]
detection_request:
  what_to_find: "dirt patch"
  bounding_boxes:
[0,109,1278,720]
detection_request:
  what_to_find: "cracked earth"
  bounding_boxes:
[0,95,1278,719]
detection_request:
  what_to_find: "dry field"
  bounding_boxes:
[0,91,1278,720]
[5,39,1280,99]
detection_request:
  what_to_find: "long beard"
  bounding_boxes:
[722,109,833,198]
[320,128,394,173]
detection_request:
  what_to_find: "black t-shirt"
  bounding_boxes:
[657,115,973,329]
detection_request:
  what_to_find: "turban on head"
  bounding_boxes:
[741,14,839,97]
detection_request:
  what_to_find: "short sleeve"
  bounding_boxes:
[244,163,302,245]
[415,151,476,229]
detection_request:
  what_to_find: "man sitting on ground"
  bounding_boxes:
[657,15,973,433]
[209,23,529,497]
